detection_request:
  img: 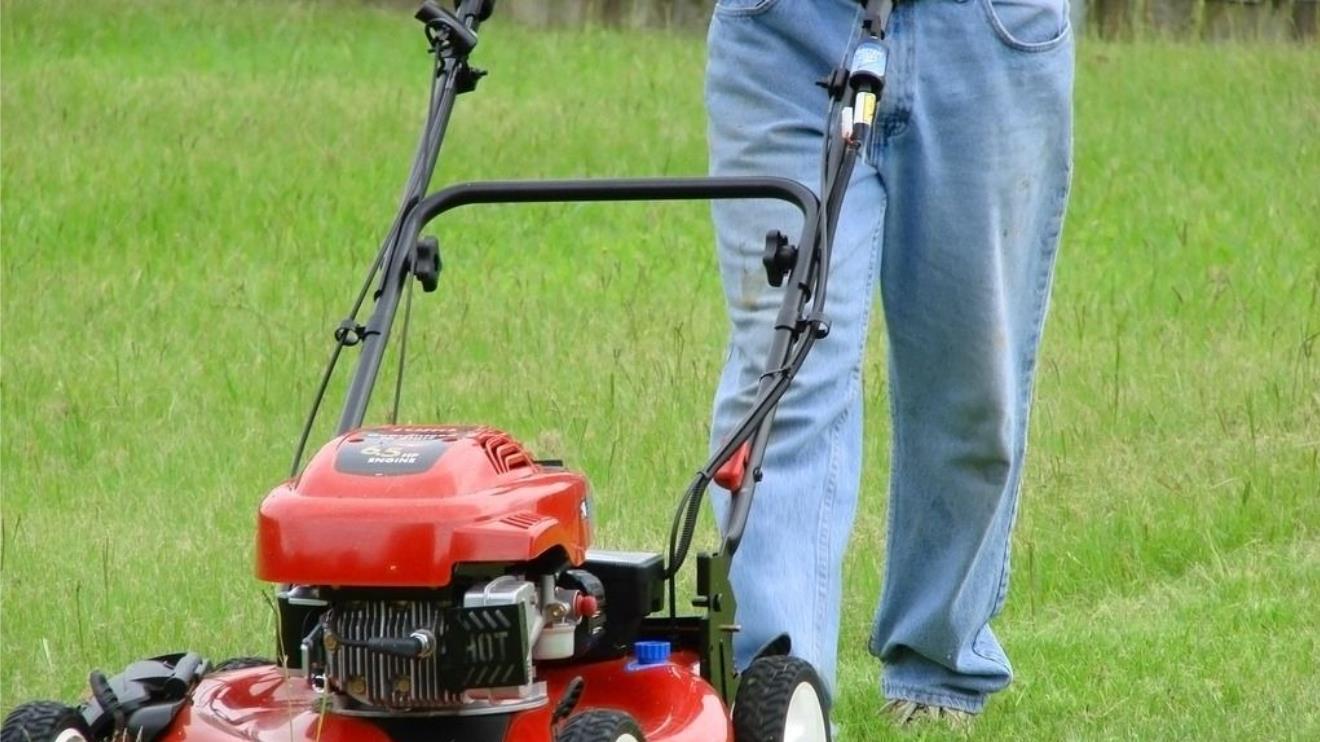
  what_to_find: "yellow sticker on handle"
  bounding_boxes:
[859,92,877,125]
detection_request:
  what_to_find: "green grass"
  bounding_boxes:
[2,1,1318,739]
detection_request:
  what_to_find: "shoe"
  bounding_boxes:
[881,699,974,730]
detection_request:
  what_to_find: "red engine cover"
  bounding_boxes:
[256,426,591,587]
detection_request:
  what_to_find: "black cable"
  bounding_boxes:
[290,341,347,476]
[289,49,450,474]
[662,274,821,578]
[661,129,865,610]
[352,52,446,325]
[666,474,707,617]
[663,320,825,606]
[390,253,416,424]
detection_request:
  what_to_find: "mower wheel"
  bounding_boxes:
[733,656,830,742]
[209,656,276,673]
[1,701,91,742]
[558,709,645,742]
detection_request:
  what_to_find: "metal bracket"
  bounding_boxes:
[695,550,740,704]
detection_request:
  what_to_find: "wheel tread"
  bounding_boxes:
[733,656,830,742]
[558,708,645,742]
[1,701,88,742]
[209,656,276,673]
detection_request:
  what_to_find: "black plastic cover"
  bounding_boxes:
[82,653,206,741]
[579,550,664,659]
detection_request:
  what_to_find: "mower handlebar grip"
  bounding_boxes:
[398,176,819,257]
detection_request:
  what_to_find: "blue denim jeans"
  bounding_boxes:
[706,0,1073,713]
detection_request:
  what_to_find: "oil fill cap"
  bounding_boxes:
[633,641,671,666]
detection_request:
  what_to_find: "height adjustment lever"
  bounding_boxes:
[761,230,797,288]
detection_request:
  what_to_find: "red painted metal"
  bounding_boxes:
[162,652,731,741]
[256,426,592,586]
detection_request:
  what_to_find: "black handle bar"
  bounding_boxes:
[336,175,821,435]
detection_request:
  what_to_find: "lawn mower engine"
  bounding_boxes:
[211,423,735,741]
[260,425,611,716]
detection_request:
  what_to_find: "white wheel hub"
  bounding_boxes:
[783,680,828,742]
[54,730,89,742]
[617,735,640,742]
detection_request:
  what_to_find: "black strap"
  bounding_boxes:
[88,670,127,733]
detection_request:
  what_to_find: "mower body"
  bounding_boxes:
[227,424,728,741]
[161,653,730,741]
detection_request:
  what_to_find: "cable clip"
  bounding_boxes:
[334,320,367,347]
[804,311,831,339]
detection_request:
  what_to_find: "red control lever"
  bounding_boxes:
[713,441,751,492]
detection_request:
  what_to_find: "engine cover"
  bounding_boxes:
[256,426,591,586]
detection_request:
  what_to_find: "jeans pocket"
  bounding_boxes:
[978,0,1072,52]
[713,0,784,17]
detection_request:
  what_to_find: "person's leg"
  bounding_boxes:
[868,0,1075,714]
[704,0,884,696]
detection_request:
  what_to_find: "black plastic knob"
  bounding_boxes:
[414,236,441,293]
[761,230,796,288]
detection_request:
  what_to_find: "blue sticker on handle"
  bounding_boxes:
[851,40,889,82]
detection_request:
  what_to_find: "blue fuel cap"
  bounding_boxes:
[633,640,671,666]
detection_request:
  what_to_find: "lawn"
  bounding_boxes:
[2,1,1317,739]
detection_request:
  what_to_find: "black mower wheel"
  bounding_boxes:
[1,701,91,742]
[209,656,276,673]
[733,656,831,742]
[558,709,645,742]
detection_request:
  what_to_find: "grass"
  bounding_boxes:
[2,1,1317,739]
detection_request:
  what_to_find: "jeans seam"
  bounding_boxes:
[870,3,915,153]
[812,384,848,669]
[890,2,916,140]
[814,199,883,670]
[712,0,784,18]
[968,175,1071,670]
[976,0,1074,53]
[870,358,903,657]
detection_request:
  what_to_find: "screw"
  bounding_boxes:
[545,602,568,622]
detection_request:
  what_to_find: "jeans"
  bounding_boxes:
[705,0,1074,713]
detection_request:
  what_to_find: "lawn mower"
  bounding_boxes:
[3,1,895,740]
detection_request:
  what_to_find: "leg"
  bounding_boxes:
[869,0,1075,713]
[705,0,883,696]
